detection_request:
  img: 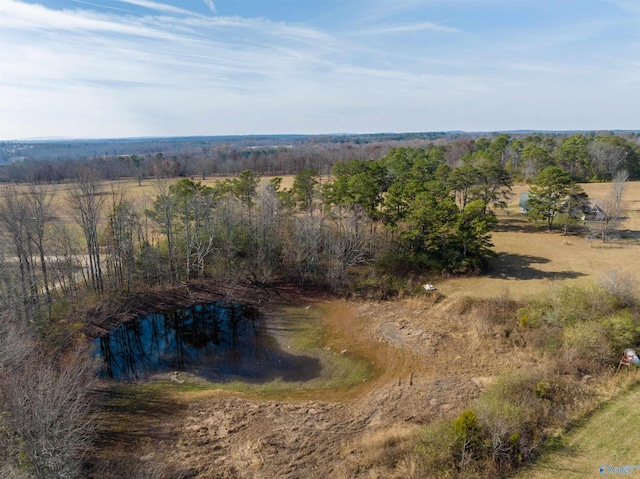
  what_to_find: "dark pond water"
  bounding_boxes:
[94,302,322,382]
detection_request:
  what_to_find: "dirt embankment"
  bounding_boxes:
[89,283,538,479]
[82,280,272,339]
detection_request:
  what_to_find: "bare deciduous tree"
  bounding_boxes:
[26,185,55,319]
[0,186,38,320]
[587,141,627,179]
[0,315,31,373]
[104,185,141,292]
[146,177,178,281]
[248,183,282,283]
[67,169,105,292]
[48,223,84,301]
[611,169,629,216]
[588,170,628,243]
[1,319,98,479]
[599,270,637,307]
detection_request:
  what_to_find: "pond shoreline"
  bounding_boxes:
[81,279,330,340]
[84,279,376,391]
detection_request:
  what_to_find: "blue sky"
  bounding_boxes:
[0,0,638,139]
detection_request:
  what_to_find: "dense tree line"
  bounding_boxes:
[1,132,638,186]
[0,132,451,164]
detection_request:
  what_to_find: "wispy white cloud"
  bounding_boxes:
[354,21,461,35]
[0,0,182,39]
[0,0,638,139]
[605,0,640,15]
[202,0,216,14]
[114,0,201,17]
[71,0,133,13]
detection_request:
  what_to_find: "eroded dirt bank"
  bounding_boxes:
[88,285,538,478]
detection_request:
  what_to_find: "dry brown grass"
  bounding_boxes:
[339,424,422,479]
[0,175,298,228]
[438,181,640,300]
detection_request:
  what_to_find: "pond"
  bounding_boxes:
[94,302,322,382]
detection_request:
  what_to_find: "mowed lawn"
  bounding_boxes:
[515,379,640,479]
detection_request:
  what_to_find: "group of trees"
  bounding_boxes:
[525,165,629,241]
[471,132,639,183]
[2,132,638,186]
[1,130,636,326]
[0,317,97,479]
[0,145,513,325]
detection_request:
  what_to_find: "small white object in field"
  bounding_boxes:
[423,284,436,291]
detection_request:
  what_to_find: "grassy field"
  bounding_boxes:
[436,182,640,300]
[515,373,640,479]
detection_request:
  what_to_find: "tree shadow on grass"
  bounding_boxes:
[618,229,640,239]
[492,217,543,234]
[488,254,588,281]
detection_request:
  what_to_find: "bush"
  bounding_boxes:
[415,420,460,477]
[519,282,640,370]
[562,321,611,365]
[415,369,591,477]
[474,372,549,466]
[560,311,640,367]
[517,285,618,328]
[552,285,617,325]
[600,311,640,358]
[452,410,485,468]
[0,319,98,479]
[599,270,637,308]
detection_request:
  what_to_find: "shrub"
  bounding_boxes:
[518,285,618,328]
[416,370,590,477]
[599,311,640,358]
[475,373,543,466]
[598,270,637,308]
[452,410,485,468]
[552,285,616,325]
[562,321,611,365]
[415,420,458,477]
[471,293,519,327]
[1,325,98,479]
[416,410,492,477]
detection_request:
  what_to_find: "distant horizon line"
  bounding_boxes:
[4,129,639,143]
